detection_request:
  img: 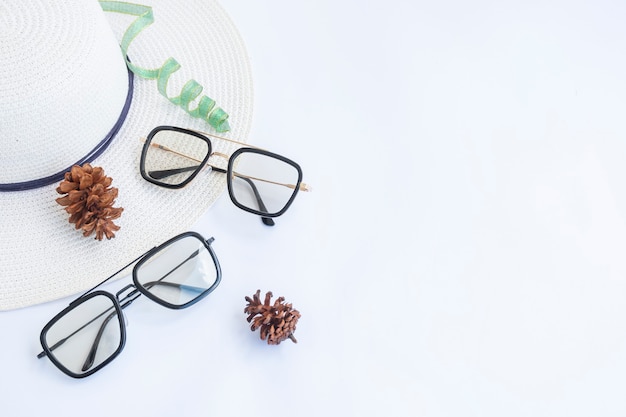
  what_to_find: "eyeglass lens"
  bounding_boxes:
[134,234,219,307]
[42,293,124,377]
[143,129,210,186]
[228,150,300,216]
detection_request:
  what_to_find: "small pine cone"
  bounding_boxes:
[244,290,301,345]
[56,163,124,240]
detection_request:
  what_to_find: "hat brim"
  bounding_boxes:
[0,0,253,310]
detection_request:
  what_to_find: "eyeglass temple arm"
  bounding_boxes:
[148,165,198,180]
[211,166,275,226]
[141,281,207,292]
[148,162,306,196]
[147,162,275,226]
[80,281,204,372]
[81,310,119,371]
[147,142,311,192]
[36,307,114,359]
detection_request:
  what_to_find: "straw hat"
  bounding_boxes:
[0,0,253,310]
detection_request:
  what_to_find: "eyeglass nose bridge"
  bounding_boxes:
[116,284,141,308]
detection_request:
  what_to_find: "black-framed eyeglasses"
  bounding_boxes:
[37,231,221,378]
[139,125,311,226]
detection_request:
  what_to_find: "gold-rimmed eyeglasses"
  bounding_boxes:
[139,125,310,226]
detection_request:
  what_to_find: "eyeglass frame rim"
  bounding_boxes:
[38,231,221,378]
[226,146,303,218]
[139,126,214,189]
[39,290,126,378]
[132,231,222,310]
[138,125,304,218]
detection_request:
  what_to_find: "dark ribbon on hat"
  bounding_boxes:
[100,1,231,133]
[0,66,134,192]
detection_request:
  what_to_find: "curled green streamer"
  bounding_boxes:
[99,1,230,132]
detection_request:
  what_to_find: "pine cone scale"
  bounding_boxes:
[57,181,78,193]
[55,195,71,206]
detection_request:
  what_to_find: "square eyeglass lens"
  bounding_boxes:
[134,234,219,308]
[41,293,124,377]
[143,128,210,186]
[228,150,301,216]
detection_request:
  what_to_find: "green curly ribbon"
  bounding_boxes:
[99,1,230,132]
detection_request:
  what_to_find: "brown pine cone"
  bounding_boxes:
[55,163,124,240]
[244,290,301,345]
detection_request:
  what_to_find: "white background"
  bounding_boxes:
[2,0,626,415]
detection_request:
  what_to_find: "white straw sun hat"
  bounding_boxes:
[0,0,253,310]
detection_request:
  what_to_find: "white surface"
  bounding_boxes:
[2,1,626,415]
